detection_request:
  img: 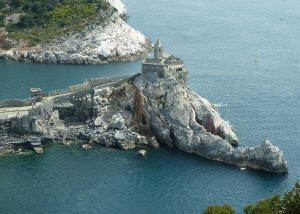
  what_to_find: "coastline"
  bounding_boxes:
[0,0,152,64]
[0,42,288,173]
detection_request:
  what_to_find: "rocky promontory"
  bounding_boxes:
[0,40,288,173]
[0,0,151,64]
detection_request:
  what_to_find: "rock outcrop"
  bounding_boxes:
[0,48,288,173]
[0,0,151,64]
[107,0,128,19]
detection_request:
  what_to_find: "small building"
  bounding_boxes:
[30,88,42,102]
[142,39,184,77]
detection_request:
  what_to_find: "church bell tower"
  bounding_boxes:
[154,39,163,59]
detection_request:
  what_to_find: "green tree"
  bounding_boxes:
[243,181,300,214]
[0,1,5,9]
[243,194,280,214]
[203,204,235,214]
[279,181,300,214]
[0,15,5,27]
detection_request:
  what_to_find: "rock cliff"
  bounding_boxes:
[0,52,288,173]
[0,0,151,64]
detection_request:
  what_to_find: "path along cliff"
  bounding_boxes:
[0,0,151,64]
[0,41,288,173]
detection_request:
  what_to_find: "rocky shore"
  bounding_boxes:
[0,0,151,64]
[0,42,288,173]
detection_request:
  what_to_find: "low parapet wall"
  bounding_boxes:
[42,89,69,97]
[165,59,183,66]
[142,64,164,73]
[89,77,129,87]
[144,59,163,64]
[0,77,131,109]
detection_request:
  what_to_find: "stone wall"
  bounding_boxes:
[144,59,163,64]
[89,77,128,87]
[165,59,183,66]
[142,64,164,74]
[42,89,69,97]
[0,77,129,109]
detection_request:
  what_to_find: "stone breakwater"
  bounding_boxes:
[0,59,288,173]
[0,0,151,64]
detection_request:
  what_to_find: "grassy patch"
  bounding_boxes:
[3,0,111,44]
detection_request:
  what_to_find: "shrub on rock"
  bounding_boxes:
[202,204,235,214]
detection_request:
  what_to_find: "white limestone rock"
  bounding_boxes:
[188,91,239,145]
[133,62,287,173]
[137,150,147,157]
[108,113,125,130]
[106,0,128,19]
[5,14,22,25]
[82,144,92,150]
[33,146,44,154]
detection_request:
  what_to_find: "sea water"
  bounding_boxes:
[0,0,299,213]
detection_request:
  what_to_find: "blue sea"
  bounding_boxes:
[0,0,300,213]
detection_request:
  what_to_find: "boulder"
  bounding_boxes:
[5,14,22,25]
[2,38,16,49]
[108,113,125,130]
[137,150,146,157]
[33,146,44,154]
[148,136,159,149]
[82,144,92,150]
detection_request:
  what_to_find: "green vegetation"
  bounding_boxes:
[203,181,300,214]
[0,0,110,45]
[243,194,280,214]
[0,1,4,9]
[279,181,300,214]
[202,204,235,214]
[0,14,5,27]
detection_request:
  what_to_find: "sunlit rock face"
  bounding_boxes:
[106,0,128,19]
